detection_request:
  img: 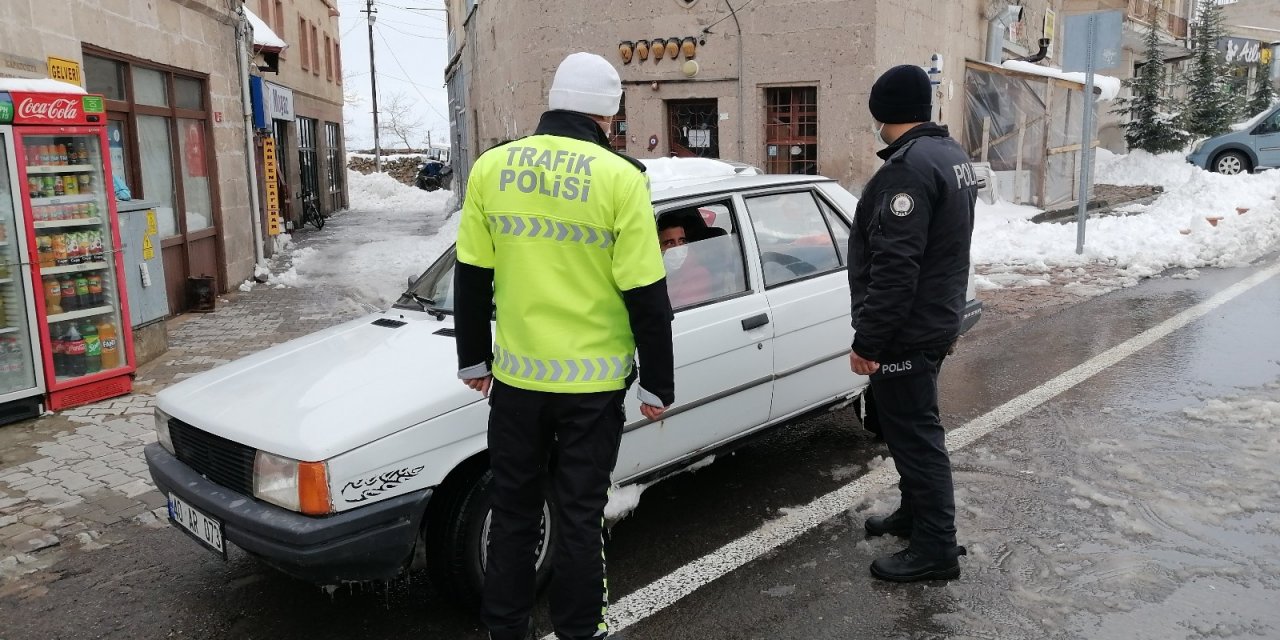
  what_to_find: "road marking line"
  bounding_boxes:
[539,260,1280,639]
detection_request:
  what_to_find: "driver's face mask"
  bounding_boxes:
[663,245,689,272]
[873,122,888,147]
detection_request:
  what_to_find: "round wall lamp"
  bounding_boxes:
[652,38,667,61]
[636,40,650,61]
[682,59,700,77]
[681,37,697,59]
[665,37,680,60]
[618,41,635,64]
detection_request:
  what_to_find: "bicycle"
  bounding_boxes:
[301,190,325,230]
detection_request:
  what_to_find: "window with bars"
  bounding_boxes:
[299,17,309,71]
[764,87,818,175]
[325,122,344,212]
[610,94,628,151]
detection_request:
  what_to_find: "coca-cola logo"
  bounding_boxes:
[17,97,80,121]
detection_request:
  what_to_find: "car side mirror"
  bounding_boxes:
[407,276,416,289]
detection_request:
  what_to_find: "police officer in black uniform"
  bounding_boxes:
[849,64,977,582]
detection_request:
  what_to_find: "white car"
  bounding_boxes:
[146,168,982,601]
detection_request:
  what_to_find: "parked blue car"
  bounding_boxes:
[1187,105,1280,174]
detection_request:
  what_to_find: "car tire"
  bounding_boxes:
[427,468,556,607]
[1212,151,1250,175]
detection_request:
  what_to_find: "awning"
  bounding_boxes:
[245,7,287,52]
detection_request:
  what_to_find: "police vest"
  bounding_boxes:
[456,134,665,393]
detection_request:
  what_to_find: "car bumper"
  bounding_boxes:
[146,443,432,583]
[960,298,983,334]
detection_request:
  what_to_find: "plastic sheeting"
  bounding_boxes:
[964,61,1100,209]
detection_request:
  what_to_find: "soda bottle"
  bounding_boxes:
[52,234,69,267]
[75,274,91,309]
[41,176,55,197]
[28,177,41,198]
[53,176,65,196]
[59,275,78,312]
[98,321,120,370]
[65,325,86,377]
[44,276,63,315]
[55,144,67,165]
[81,321,101,375]
[65,142,77,165]
[26,146,39,166]
[37,236,54,268]
[87,274,103,306]
[50,324,66,377]
[89,231,105,262]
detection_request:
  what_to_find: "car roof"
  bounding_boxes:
[651,174,834,204]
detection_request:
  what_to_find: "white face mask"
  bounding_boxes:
[663,245,689,271]
[873,122,889,147]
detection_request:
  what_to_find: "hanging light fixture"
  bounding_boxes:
[681,37,697,59]
[665,37,680,60]
[618,41,635,64]
[636,39,650,61]
[652,38,667,61]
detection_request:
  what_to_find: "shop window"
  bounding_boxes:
[297,117,320,206]
[324,34,333,81]
[133,68,169,107]
[84,55,126,101]
[325,122,344,212]
[764,87,818,175]
[178,120,213,232]
[175,77,203,111]
[138,115,179,238]
[299,17,310,71]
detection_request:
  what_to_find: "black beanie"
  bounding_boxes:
[868,65,933,124]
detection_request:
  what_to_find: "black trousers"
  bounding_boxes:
[868,348,958,558]
[483,379,625,640]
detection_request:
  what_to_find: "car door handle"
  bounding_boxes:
[741,313,770,331]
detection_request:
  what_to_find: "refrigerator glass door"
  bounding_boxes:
[0,132,40,394]
[22,132,127,383]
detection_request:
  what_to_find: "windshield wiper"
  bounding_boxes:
[396,291,436,311]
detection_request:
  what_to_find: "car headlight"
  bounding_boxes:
[253,451,331,515]
[1191,138,1209,153]
[155,407,175,454]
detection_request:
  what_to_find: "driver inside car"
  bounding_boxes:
[658,212,715,308]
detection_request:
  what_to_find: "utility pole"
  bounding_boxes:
[364,0,382,172]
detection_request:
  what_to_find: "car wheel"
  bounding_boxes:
[427,469,556,606]
[1213,151,1250,175]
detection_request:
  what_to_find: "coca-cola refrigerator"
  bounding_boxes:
[0,89,135,415]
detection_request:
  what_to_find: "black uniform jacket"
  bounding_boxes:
[848,123,977,362]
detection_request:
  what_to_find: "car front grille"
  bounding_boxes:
[169,418,255,496]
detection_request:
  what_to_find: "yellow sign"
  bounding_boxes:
[47,56,83,87]
[1044,9,1056,44]
[263,138,283,236]
[145,210,158,237]
[142,234,155,261]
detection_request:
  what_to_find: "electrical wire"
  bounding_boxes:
[374,27,450,122]
[701,0,761,34]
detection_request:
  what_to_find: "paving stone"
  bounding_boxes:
[10,531,60,552]
[25,485,75,506]
[0,523,36,541]
[117,479,156,499]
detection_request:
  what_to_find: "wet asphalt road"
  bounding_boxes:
[2,258,1279,639]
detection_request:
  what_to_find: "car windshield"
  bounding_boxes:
[396,246,456,314]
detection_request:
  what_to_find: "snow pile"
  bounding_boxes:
[244,6,287,50]
[269,170,456,307]
[642,157,739,192]
[973,150,1280,283]
[1001,60,1123,101]
[0,78,88,94]
[604,483,648,523]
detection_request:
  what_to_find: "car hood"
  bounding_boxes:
[157,311,478,462]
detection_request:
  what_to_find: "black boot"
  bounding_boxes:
[869,547,965,582]
[864,509,912,538]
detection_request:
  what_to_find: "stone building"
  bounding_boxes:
[444,0,1062,192]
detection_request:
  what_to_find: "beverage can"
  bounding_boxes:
[63,175,79,196]
[41,176,55,197]
[77,174,91,194]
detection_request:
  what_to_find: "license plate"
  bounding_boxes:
[168,493,226,558]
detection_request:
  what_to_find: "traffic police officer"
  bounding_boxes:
[849,64,976,582]
[454,52,675,639]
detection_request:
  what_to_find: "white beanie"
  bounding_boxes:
[548,52,622,117]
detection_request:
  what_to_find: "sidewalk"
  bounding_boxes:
[0,268,372,583]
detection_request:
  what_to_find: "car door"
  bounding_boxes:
[614,197,775,481]
[1251,109,1280,168]
[741,186,859,423]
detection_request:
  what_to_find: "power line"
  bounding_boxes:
[375,26,449,123]
[375,19,446,40]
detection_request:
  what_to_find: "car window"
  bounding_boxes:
[816,196,850,265]
[744,191,843,287]
[1256,110,1280,135]
[657,199,749,311]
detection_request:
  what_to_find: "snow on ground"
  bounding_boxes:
[973,149,1280,293]
[269,170,456,307]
